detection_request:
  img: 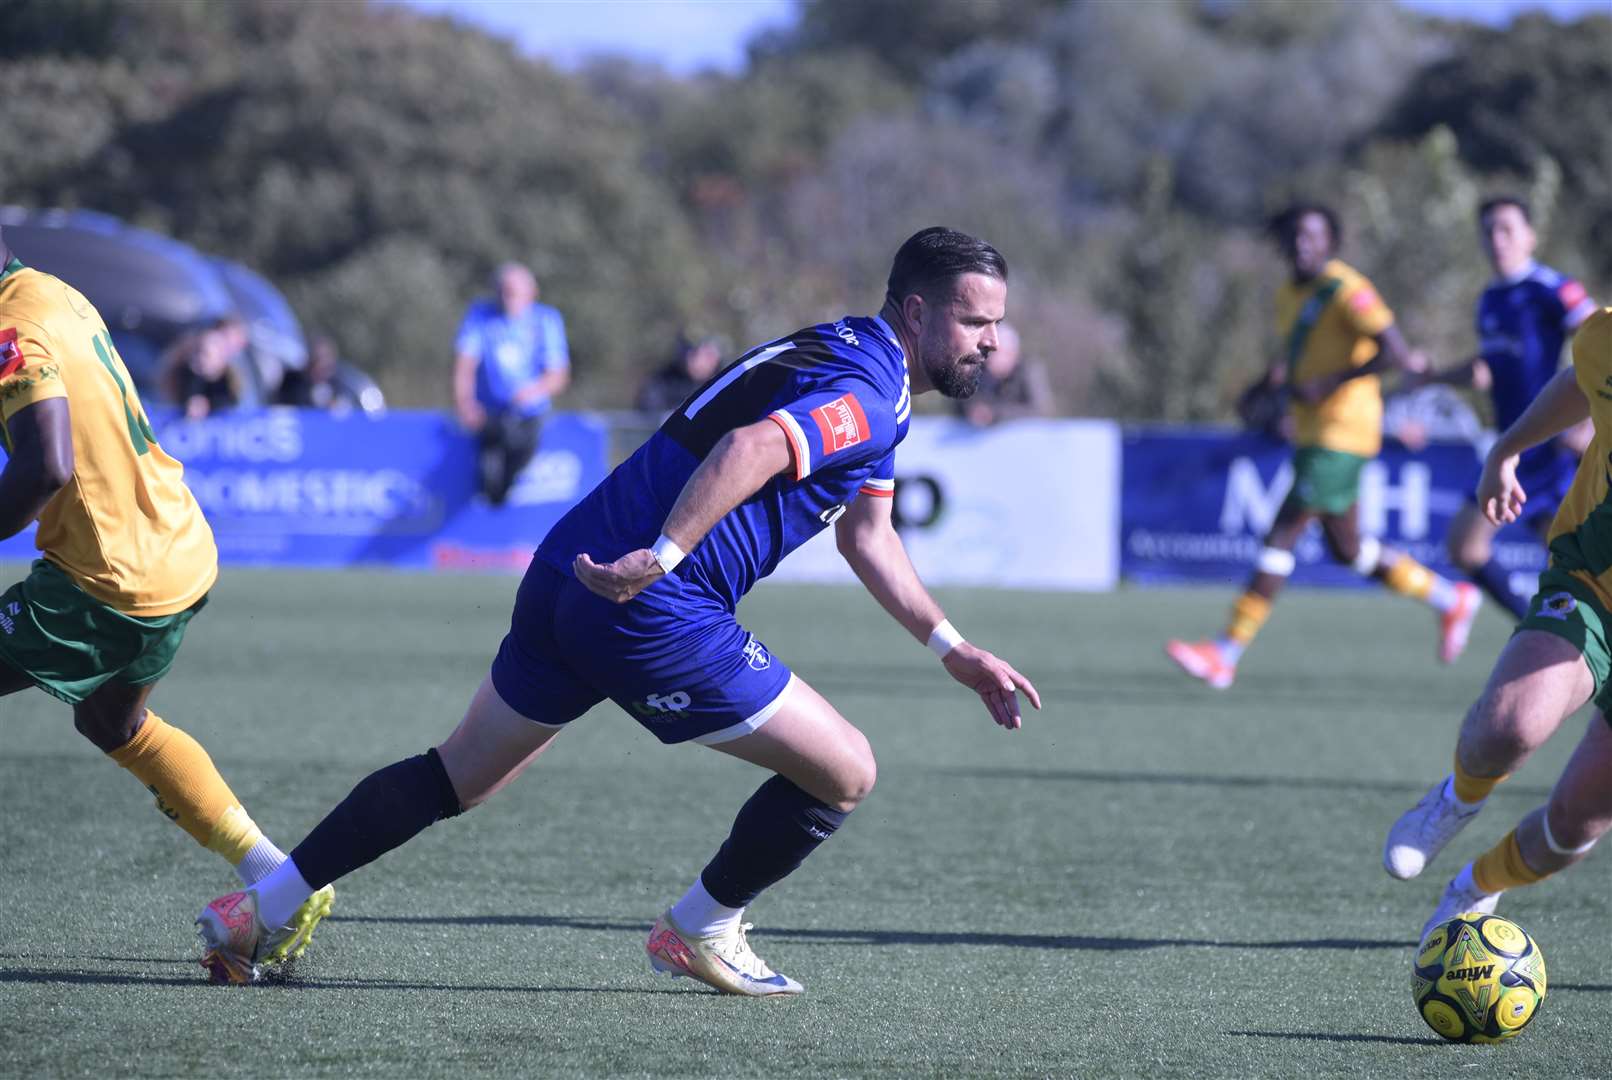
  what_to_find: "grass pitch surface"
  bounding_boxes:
[3,566,1609,1077]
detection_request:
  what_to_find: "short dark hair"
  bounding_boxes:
[886,226,1007,305]
[1269,202,1342,248]
[1479,195,1531,225]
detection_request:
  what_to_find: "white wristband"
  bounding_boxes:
[927,619,964,659]
[650,534,686,574]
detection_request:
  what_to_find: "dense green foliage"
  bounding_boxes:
[2,0,1606,413]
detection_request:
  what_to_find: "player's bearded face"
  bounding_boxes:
[918,274,1006,400]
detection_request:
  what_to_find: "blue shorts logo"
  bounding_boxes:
[743,635,771,671]
[1539,592,1577,621]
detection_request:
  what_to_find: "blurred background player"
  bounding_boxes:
[0,228,331,968]
[196,227,1040,994]
[1382,309,1612,938]
[1166,203,1480,689]
[955,321,1053,427]
[634,331,723,415]
[1419,195,1599,620]
[452,261,571,505]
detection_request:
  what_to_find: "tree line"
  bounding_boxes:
[3,0,1607,419]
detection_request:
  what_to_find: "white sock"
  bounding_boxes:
[1215,638,1244,665]
[254,858,317,930]
[1426,576,1460,614]
[1453,860,1488,897]
[235,837,288,887]
[669,877,744,937]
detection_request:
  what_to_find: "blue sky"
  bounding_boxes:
[387,0,1609,74]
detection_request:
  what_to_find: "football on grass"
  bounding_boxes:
[1413,912,1545,1043]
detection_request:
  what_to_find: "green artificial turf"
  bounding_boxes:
[2,565,1607,1077]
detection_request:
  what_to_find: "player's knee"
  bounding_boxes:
[826,739,877,811]
[1447,531,1488,571]
[1463,690,1535,765]
[72,702,143,753]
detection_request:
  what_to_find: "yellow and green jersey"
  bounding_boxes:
[0,257,217,616]
[1546,308,1612,609]
[1275,258,1395,458]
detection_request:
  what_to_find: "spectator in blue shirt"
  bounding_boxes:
[453,262,572,505]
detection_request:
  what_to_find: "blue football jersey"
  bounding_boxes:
[1477,262,1596,480]
[538,315,911,613]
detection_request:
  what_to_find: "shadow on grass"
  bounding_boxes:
[337,914,1415,953]
[942,766,1551,799]
[0,966,695,995]
[1225,1030,1445,1047]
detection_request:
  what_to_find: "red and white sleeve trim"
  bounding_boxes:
[859,477,895,498]
[766,410,812,481]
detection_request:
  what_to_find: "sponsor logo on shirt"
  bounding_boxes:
[0,328,22,378]
[810,393,869,456]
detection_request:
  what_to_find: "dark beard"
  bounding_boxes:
[927,353,984,399]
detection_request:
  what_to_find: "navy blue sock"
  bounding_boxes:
[1472,558,1528,620]
[290,749,462,890]
[699,775,851,908]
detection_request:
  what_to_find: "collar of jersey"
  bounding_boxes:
[871,314,906,362]
[0,257,22,284]
[1497,259,1539,286]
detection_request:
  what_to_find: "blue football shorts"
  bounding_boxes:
[489,562,797,745]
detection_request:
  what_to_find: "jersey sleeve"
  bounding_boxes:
[764,381,897,483]
[859,450,896,498]
[1558,278,1598,331]
[0,322,65,423]
[452,307,484,360]
[1338,276,1394,338]
[1571,309,1612,390]
[540,308,570,372]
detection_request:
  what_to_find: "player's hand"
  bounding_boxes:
[457,401,487,433]
[941,643,1041,731]
[573,549,664,603]
[1478,451,1526,526]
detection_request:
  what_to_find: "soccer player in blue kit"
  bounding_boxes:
[1428,196,1598,619]
[196,227,1041,994]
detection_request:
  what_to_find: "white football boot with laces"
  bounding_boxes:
[1420,864,1501,944]
[646,910,803,996]
[1384,776,1481,880]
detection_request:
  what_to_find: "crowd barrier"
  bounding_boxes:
[0,412,1549,594]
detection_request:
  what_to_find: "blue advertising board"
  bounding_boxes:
[0,409,609,571]
[1121,427,1548,591]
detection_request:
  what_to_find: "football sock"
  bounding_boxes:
[289,748,462,893]
[699,775,850,908]
[1381,555,1460,613]
[236,836,289,887]
[108,711,268,865]
[1223,592,1270,650]
[1472,830,1548,894]
[255,857,318,931]
[1472,558,1528,620]
[1451,755,1507,808]
[669,876,745,937]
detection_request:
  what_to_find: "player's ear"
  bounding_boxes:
[902,292,925,331]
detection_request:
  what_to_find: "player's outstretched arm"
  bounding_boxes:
[574,418,791,602]
[0,397,73,540]
[1479,366,1590,525]
[834,494,1040,730]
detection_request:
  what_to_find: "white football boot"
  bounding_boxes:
[646,910,803,996]
[1420,863,1501,944]
[1385,776,1481,880]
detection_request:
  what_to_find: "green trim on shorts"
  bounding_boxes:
[1281,446,1367,516]
[0,559,206,705]
[1517,568,1612,714]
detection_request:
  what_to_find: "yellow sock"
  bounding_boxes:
[1225,592,1272,646]
[1472,830,1548,894]
[1381,555,1435,602]
[108,711,265,865]
[1452,753,1507,805]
